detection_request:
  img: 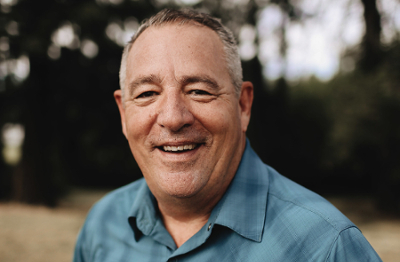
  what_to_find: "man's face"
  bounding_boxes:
[115,24,253,201]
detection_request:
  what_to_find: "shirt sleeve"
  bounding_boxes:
[326,226,382,262]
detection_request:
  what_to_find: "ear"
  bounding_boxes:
[239,81,253,133]
[114,90,128,138]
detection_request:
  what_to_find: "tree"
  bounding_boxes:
[359,0,382,71]
[0,0,156,205]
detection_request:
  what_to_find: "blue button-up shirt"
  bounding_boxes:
[74,141,381,261]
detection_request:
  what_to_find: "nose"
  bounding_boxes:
[156,91,194,132]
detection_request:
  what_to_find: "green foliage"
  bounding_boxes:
[0,0,157,205]
[247,76,333,192]
[283,41,400,212]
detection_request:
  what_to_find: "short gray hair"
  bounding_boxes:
[119,8,243,101]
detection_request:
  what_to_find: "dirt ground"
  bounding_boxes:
[0,189,399,262]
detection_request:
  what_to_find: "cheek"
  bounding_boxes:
[192,102,239,133]
[125,108,154,139]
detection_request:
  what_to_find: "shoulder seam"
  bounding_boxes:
[324,226,360,262]
[268,191,352,233]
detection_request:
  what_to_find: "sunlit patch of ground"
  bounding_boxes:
[0,189,399,262]
[0,188,109,262]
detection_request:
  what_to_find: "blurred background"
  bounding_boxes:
[0,0,400,260]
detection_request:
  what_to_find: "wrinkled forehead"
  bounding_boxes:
[128,19,208,50]
[126,23,228,74]
[129,20,224,54]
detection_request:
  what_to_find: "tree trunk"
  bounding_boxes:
[359,0,382,71]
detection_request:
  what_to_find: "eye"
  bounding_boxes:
[190,89,211,96]
[137,91,157,99]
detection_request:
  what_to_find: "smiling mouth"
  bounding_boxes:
[160,144,198,152]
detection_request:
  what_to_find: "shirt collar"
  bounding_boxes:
[210,140,269,242]
[128,181,176,248]
[128,181,157,238]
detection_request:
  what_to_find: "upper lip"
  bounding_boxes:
[158,141,198,147]
[154,138,206,147]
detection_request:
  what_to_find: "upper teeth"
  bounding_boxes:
[163,144,196,152]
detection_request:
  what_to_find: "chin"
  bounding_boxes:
[166,191,197,199]
[161,183,203,198]
[158,178,206,199]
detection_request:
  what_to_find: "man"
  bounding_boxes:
[74,9,381,261]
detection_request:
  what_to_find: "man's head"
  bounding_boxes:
[114,9,253,206]
[119,8,243,102]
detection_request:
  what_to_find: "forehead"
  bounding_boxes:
[130,22,224,55]
[125,23,229,81]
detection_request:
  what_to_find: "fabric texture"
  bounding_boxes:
[73,141,382,262]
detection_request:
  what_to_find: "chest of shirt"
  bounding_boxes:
[87,225,329,262]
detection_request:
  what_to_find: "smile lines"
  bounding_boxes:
[162,144,197,152]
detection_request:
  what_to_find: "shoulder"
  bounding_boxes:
[73,178,146,262]
[266,165,353,231]
[262,166,381,261]
[80,180,144,236]
[81,178,146,231]
[87,178,145,219]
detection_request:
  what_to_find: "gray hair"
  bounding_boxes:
[119,8,243,101]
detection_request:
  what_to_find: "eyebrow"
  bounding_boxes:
[128,74,162,96]
[179,75,220,91]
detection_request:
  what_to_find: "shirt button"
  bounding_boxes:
[207,223,212,231]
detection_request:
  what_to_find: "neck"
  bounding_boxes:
[160,207,210,248]
[157,187,224,248]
